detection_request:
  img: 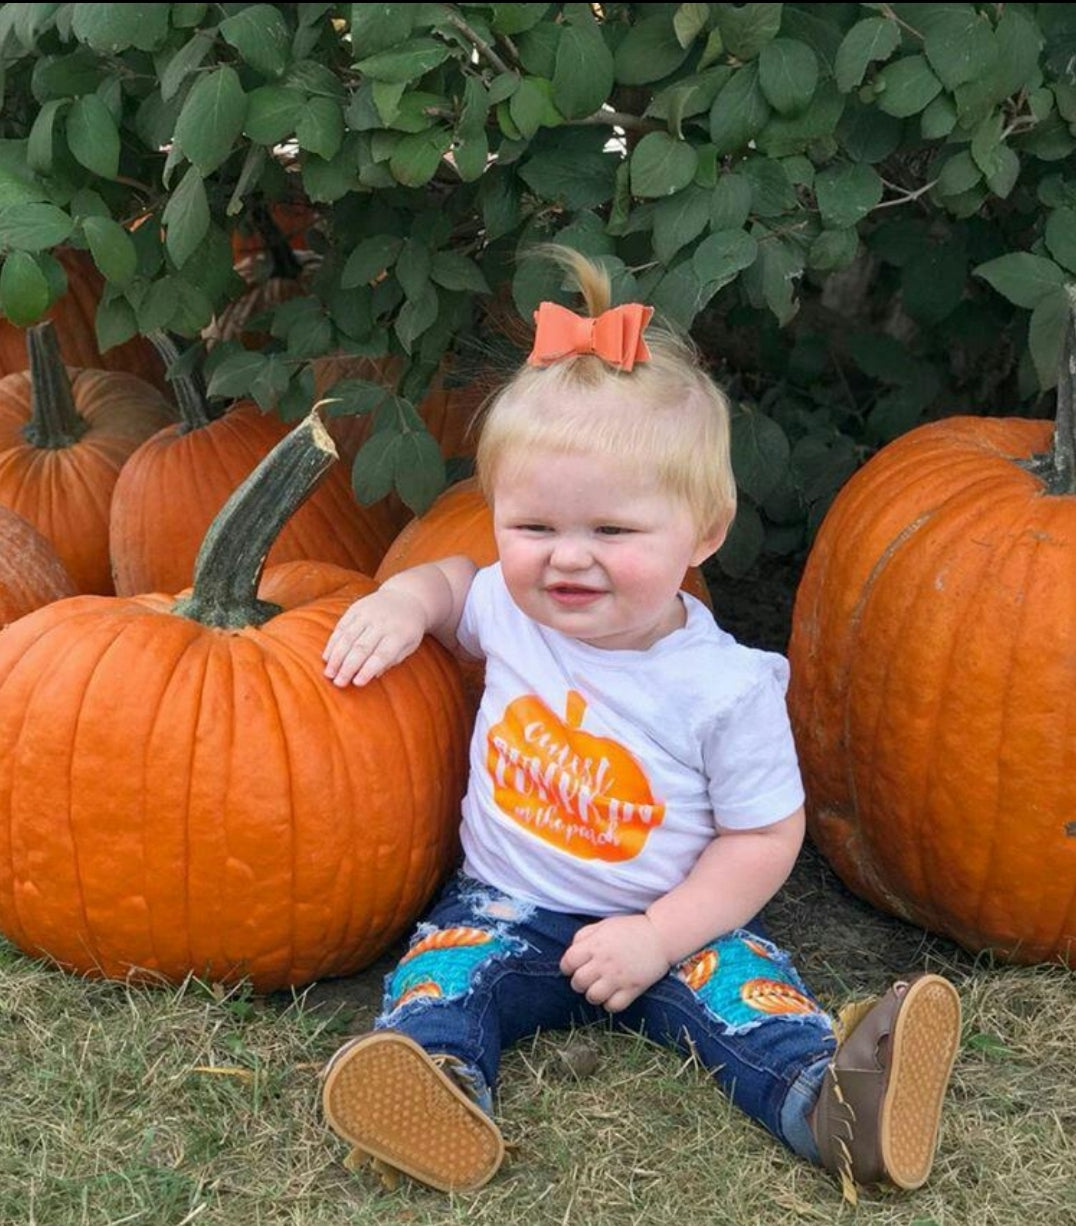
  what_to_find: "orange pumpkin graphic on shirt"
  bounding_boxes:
[485,689,665,861]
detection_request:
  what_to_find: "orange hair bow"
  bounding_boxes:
[527,301,654,372]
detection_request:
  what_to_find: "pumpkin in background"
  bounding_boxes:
[0,506,76,624]
[0,321,174,594]
[109,337,398,595]
[787,326,1076,966]
[0,412,469,992]
[230,199,316,263]
[0,249,167,392]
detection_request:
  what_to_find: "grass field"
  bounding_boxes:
[0,841,1071,1226]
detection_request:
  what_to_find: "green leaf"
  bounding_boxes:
[693,229,759,291]
[349,3,415,57]
[920,93,957,139]
[389,127,452,187]
[517,131,617,209]
[71,4,169,53]
[454,132,489,183]
[814,162,882,229]
[712,3,782,61]
[652,186,711,263]
[510,76,559,139]
[82,215,137,286]
[244,86,306,144]
[342,234,404,289]
[834,17,900,93]
[983,144,1019,199]
[936,150,981,198]
[0,202,73,251]
[1045,208,1076,275]
[758,39,818,117]
[630,132,698,199]
[901,244,966,324]
[716,502,765,578]
[674,4,710,49]
[710,65,771,156]
[553,21,613,120]
[95,295,138,352]
[66,94,120,179]
[220,4,290,77]
[207,349,269,398]
[710,173,752,231]
[808,227,859,271]
[396,238,431,300]
[396,283,439,352]
[160,30,215,102]
[740,157,795,217]
[395,428,446,514]
[614,15,692,86]
[27,98,66,174]
[162,165,210,270]
[0,251,50,325]
[973,253,1068,308]
[875,55,942,119]
[730,404,790,503]
[354,38,451,84]
[249,353,291,410]
[430,250,490,294]
[296,97,344,160]
[923,5,997,92]
[175,67,247,175]
[353,428,401,504]
[1028,287,1068,391]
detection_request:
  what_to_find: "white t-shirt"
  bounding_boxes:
[456,564,804,916]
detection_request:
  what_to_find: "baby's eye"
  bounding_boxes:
[596,525,632,536]
[516,523,550,533]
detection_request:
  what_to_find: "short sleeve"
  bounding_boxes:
[456,564,499,660]
[703,657,805,829]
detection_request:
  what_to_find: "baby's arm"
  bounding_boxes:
[323,554,477,687]
[560,807,805,1013]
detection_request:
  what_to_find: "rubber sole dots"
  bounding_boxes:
[880,974,962,1189]
[322,1032,505,1193]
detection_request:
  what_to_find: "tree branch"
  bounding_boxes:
[447,15,512,74]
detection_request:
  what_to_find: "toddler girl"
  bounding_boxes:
[319,248,961,1200]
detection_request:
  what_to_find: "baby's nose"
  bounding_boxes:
[549,534,592,568]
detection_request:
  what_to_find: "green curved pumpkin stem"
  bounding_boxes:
[172,407,338,629]
[1050,288,1076,494]
[146,330,212,432]
[21,321,89,449]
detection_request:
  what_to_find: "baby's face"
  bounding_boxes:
[491,448,723,652]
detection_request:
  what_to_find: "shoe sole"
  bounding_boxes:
[321,1032,504,1193]
[878,974,962,1189]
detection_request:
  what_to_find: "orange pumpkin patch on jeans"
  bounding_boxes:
[320,249,961,1202]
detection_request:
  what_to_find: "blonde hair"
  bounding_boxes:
[475,246,736,538]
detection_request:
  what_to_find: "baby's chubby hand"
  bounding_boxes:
[323,587,429,687]
[560,914,672,1013]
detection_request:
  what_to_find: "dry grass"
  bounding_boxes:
[0,843,1072,1226]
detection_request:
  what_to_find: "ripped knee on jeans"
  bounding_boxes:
[380,923,520,1019]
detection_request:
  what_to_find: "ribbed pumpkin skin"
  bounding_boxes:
[376,477,714,609]
[0,506,76,624]
[110,402,399,595]
[0,368,173,594]
[787,416,1075,966]
[0,251,166,391]
[0,561,469,992]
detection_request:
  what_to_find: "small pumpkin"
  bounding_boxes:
[0,249,167,392]
[0,321,174,594]
[0,411,469,992]
[109,337,399,595]
[787,322,1076,967]
[0,506,76,624]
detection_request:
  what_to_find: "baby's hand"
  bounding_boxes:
[323,588,429,687]
[560,915,672,1013]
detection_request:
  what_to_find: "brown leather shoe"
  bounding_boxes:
[812,974,961,1197]
[321,1032,504,1193]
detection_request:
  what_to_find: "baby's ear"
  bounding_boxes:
[690,519,729,567]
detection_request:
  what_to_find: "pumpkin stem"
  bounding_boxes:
[1050,289,1076,493]
[21,321,89,449]
[146,331,213,432]
[172,407,338,629]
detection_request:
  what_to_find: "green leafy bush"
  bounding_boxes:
[0,3,1074,573]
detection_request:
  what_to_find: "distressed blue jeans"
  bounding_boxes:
[375,873,836,1163]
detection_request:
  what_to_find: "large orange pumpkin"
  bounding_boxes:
[0,249,167,391]
[109,344,398,595]
[0,506,76,624]
[0,413,469,992]
[787,400,1076,966]
[0,321,174,594]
